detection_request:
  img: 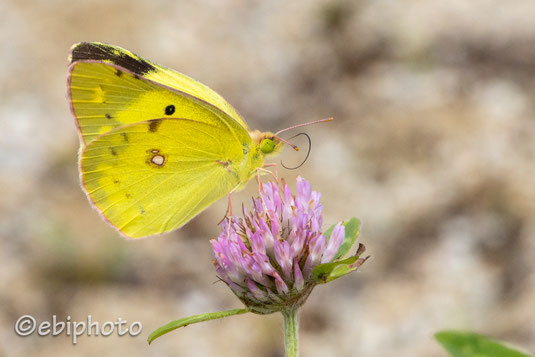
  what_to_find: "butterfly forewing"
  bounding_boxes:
[69,42,248,146]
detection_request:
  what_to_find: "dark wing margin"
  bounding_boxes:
[69,42,156,76]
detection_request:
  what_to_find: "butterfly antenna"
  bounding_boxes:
[274,117,333,136]
[281,132,311,170]
[275,136,299,151]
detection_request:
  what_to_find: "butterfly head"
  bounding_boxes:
[250,130,286,156]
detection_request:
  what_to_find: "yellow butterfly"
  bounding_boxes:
[68,42,329,239]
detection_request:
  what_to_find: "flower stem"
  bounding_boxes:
[282,308,299,357]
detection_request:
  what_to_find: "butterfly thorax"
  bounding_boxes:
[234,130,283,182]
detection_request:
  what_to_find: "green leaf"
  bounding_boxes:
[324,218,360,260]
[312,244,368,284]
[334,218,360,260]
[435,331,531,357]
[148,308,249,344]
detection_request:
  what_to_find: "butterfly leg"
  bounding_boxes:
[227,184,241,217]
[255,167,280,221]
[218,183,241,226]
[255,167,276,193]
[256,164,279,190]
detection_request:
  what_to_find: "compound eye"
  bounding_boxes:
[260,138,275,154]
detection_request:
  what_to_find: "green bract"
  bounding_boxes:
[313,218,368,284]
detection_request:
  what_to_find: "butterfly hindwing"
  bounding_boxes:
[81,118,249,238]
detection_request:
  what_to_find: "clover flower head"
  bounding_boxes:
[211,176,367,314]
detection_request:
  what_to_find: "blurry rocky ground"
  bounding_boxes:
[1,0,534,356]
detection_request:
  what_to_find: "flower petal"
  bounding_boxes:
[321,223,345,263]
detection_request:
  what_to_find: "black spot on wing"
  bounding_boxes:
[109,148,117,156]
[148,119,162,132]
[71,42,156,75]
[105,113,112,119]
[165,105,175,115]
[115,69,123,77]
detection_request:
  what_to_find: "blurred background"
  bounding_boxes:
[1,0,534,356]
